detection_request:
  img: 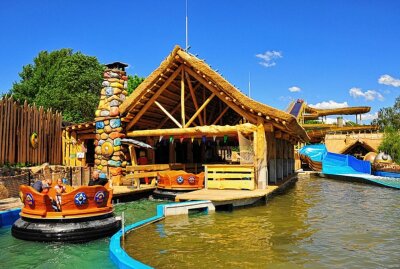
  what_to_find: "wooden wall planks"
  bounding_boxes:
[0,97,62,165]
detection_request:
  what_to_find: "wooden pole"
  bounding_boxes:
[157,93,191,128]
[155,101,182,128]
[181,68,185,127]
[185,72,204,125]
[184,93,216,128]
[212,105,230,125]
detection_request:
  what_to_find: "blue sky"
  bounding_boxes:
[1,0,399,122]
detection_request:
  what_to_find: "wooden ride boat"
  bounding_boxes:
[153,170,204,200]
[12,184,121,243]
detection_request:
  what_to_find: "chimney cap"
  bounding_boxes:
[105,62,128,71]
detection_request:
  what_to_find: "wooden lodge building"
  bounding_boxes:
[63,46,309,190]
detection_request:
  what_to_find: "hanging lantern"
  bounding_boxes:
[191,137,194,143]
[224,135,228,144]
[159,136,163,142]
[169,136,174,143]
[180,136,184,143]
[213,135,216,142]
[202,136,206,143]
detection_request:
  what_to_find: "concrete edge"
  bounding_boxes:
[109,200,213,269]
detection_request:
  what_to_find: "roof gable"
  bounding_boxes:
[120,46,308,141]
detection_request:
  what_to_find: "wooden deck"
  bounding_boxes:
[112,185,156,197]
[176,173,297,207]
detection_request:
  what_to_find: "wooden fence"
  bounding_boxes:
[0,96,62,165]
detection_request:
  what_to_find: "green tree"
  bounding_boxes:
[304,120,321,124]
[372,96,400,130]
[127,74,145,95]
[10,49,104,123]
[378,127,400,163]
[345,121,358,126]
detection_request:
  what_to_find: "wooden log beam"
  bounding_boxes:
[157,93,192,128]
[126,65,183,131]
[275,130,282,139]
[207,99,218,125]
[185,72,204,125]
[77,133,96,140]
[212,105,230,125]
[184,93,216,128]
[184,67,258,123]
[263,123,274,133]
[154,101,182,128]
[127,123,258,138]
[181,68,185,126]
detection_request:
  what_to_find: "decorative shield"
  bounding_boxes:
[25,193,34,206]
[176,176,184,185]
[188,176,196,185]
[74,192,87,206]
[30,132,38,149]
[94,191,106,205]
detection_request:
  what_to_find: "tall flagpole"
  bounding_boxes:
[185,0,189,51]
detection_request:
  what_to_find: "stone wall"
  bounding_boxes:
[94,67,128,185]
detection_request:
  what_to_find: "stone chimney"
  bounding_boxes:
[94,62,128,185]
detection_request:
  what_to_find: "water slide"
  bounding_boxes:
[299,144,371,174]
[299,144,400,189]
[288,100,305,119]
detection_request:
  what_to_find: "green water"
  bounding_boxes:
[125,175,400,269]
[0,199,163,269]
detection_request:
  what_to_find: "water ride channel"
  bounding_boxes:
[1,173,399,269]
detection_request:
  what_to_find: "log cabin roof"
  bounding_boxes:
[120,46,309,142]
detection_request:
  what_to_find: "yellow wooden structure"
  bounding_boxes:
[204,164,255,190]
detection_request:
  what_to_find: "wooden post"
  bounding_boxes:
[254,122,268,189]
[181,68,185,127]
[266,131,277,184]
[169,140,175,163]
[204,165,208,189]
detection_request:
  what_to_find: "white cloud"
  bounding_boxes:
[255,50,282,67]
[378,74,400,87]
[288,86,301,92]
[309,100,349,109]
[359,112,378,121]
[349,87,384,101]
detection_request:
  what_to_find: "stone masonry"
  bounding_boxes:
[94,62,128,185]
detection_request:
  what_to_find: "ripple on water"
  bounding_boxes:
[125,175,400,269]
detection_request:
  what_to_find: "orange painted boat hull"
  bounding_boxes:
[12,185,121,242]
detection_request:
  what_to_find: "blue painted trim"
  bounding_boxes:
[109,201,210,269]
[0,208,21,228]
